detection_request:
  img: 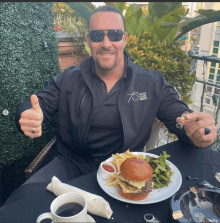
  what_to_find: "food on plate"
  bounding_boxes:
[117,157,154,200]
[105,150,145,187]
[105,149,174,197]
[145,151,174,188]
[110,150,145,172]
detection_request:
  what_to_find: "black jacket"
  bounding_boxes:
[16,52,194,180]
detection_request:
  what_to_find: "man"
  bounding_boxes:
[16,5,217,184]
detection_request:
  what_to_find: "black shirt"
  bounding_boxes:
[86,61,127,164]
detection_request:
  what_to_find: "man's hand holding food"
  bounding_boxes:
[176,112,217,148]
[19,94,43,139]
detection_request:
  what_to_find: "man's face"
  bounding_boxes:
[86,11,128,72]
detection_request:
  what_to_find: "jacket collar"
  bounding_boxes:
[79,57,94,92]
[123,50,133,84]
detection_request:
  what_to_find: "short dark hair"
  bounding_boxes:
[88,5,126,32]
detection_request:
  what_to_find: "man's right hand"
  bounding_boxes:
[19,94,43,139]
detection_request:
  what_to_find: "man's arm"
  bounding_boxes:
[15,72,64,137]
[156,75,217,147]
[156,85,196,146]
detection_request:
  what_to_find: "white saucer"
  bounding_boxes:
[86,214,96,223]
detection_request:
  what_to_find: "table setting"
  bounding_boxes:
[0,140,220,223]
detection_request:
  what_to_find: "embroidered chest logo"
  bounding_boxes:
[127,92,147,103]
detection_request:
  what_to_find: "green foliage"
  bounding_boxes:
[124,4,145,36]
[159,9,220,40]
[126,31,196,105]
[66,2,187,41]
[66,2,95,22]
[146,6,187,41]
[148,2,181,21]
[104,2,126,13]
[108,2,187,41]
[0,2,60,169]
[83,41,91,56]
[53,2,88,46]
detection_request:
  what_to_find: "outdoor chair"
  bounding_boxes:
[25,136,56,179]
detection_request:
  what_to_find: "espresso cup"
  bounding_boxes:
[36,192,87,223]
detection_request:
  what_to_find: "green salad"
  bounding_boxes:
[145,151,174,189]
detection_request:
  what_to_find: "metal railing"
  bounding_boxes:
[194,79,220,123]
[189,53,220,152]
[189,53,220,123]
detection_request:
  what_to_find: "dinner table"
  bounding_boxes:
[0,140,220,223]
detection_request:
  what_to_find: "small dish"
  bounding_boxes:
[98,162,116,180]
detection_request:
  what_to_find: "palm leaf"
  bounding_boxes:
[125,4,143,35]
[66,2,95,22]
[159,9,220,41]
[164,27,179,41]
[135,14,154,37]
[174,9,220,40]
[148,6,186,41]
[104,2,126,13]
[159,21,179,28]
[149,2,181,21]
[104,2,117,7]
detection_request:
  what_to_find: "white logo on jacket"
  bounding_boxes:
[127,92,147,103]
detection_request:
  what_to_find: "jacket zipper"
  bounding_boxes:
[79,87,93,153]
[118,68,132,151]
[82,92,94,173]
[118,88,126,151]
[78,86,86,118]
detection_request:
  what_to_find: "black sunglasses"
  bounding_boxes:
[88,29,124,42]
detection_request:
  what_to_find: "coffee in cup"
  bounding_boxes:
[55,202,84,217]
[36,192,87,223]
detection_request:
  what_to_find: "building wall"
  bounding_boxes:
[191,2,220,117]
[58,40,88,72]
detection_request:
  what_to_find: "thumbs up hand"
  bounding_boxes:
[19,94,44,139]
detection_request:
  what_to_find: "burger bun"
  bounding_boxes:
[120,157,153,182]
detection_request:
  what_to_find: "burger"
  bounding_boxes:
[117,157,154,201]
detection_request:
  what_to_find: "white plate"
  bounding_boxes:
[97,152,182,204]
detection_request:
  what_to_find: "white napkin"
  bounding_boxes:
[215,172,220,183]
[46,176,113,219]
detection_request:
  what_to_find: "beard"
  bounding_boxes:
[93,49,118,75]
[95,57,117,73]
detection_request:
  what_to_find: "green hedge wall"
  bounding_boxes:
[0,2,60,170]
